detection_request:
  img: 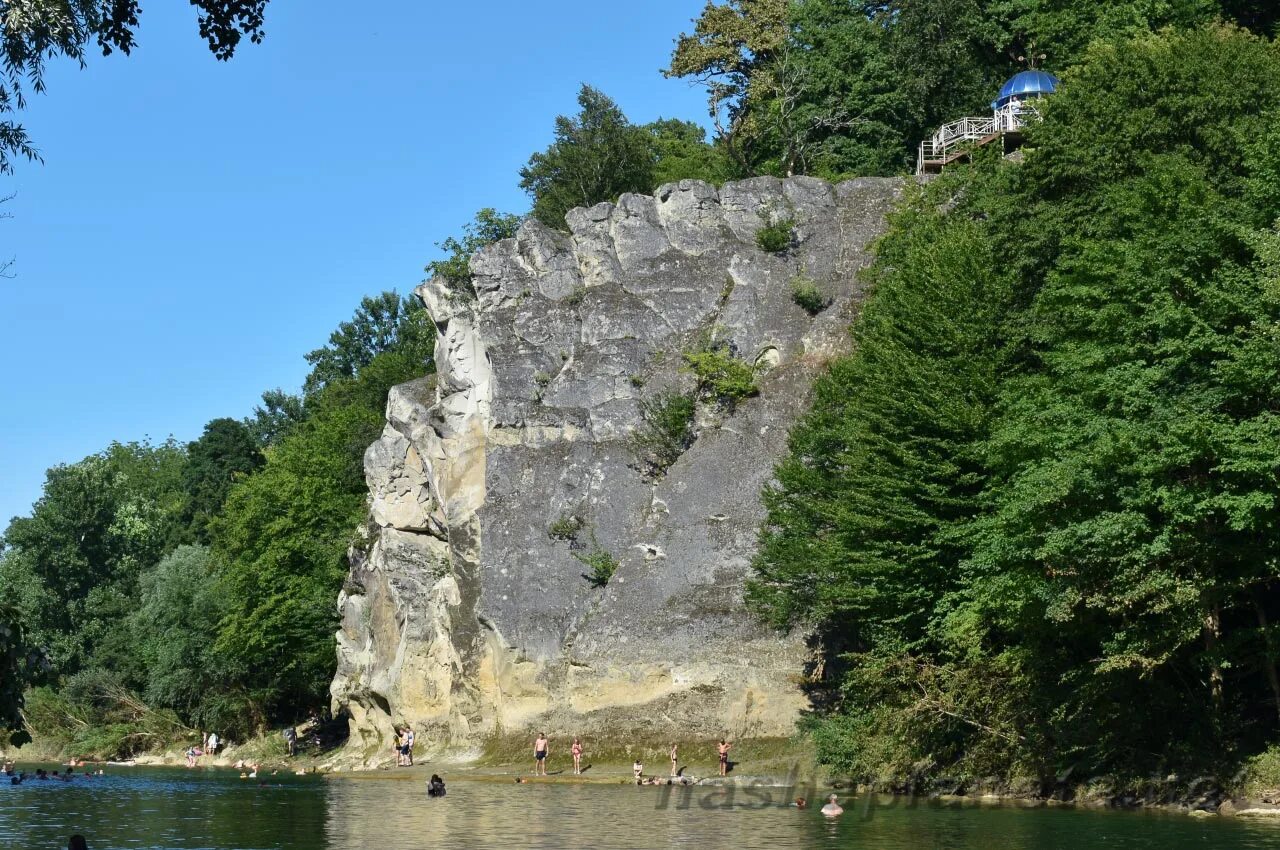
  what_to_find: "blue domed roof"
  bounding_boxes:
[992,70,1059,109]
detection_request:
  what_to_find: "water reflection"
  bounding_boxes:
[324,777,1280,850]
[4,766,1280,849]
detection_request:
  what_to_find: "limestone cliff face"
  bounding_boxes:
[330,176,903,759]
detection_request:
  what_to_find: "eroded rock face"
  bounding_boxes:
[331,176,903,759]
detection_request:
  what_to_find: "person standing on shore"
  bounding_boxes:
[392,727,403,766]
[533,732,549,776]
[207,732,219,756]
[669,743,679,776]
[571,738,583,775]
[717,739,731,776]
[403,727,416,766]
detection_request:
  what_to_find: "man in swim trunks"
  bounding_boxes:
[717,739,731,776]
[403,727,415,766]
[533,732,549,776]
[669,743,679,776]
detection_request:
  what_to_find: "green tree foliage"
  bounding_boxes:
[131,545,236,728]
[666,0,789,173]
[0,440,187,676]
[303,292,434,395]
[243,388,306,448]
[668,0,1274,176]
[0,601,49,746]
[4,288,436,745]
[646,118,739,186]
[182,418,264,543]
[520,85,658,228]
[753,24,1280,782]
[211,307,435,719]
[425,208,523,298]
[0,1,269,172]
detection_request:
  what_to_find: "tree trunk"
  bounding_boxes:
[1205,606,1224,705]
[1253,593,1280,727]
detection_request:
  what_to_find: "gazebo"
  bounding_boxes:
[917,69,1059,175]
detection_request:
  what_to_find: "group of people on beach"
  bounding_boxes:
[528,734,734,781]
[183,731,220,767]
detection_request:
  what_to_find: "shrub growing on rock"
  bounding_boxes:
[630,392,697,478]
[547,514,584,541]
[575,545,620,588]
[755,218,795,253]
[682,345,759,405]
[790,274,826,314]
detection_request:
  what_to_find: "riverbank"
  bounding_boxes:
[10,730,1280,821]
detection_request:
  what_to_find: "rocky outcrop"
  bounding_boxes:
[330,176,904,760]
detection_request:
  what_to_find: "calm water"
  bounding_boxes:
[3,766,1280,849]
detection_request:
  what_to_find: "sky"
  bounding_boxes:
[0,0,712,527]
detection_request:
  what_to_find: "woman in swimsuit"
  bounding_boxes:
[669,743,678,776]
[571,738,583,775]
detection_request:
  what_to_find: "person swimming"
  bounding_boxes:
[427,774,446,797]
[821,794,844,817]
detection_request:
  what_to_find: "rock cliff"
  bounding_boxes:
[330,175,903,760]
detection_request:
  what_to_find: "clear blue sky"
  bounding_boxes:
[0,0,711,527]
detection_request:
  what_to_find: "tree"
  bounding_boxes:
[665,0,789,172]
[130,545,235,729]
[210,372,404,719]
[243,388,307,448]
[749,192,1013,776]
[182,418,264,543]
[519,85,657,228]
[0,600,49,746]
[646,118,739,186]
[0,1,270,172]
[425,208,523,298]
[666,1,1269,178]
[303,291,434,395]
[0,440,187,677]
[752,23,1280,783]
[211,301,437,721]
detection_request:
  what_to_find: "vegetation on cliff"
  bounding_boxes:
[751,23,1280,784]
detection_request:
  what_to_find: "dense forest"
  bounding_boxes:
[3,0,1280,790]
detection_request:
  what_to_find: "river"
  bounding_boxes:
[3,766,1280,849]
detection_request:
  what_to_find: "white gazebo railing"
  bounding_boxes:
[916,103,1038,174]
